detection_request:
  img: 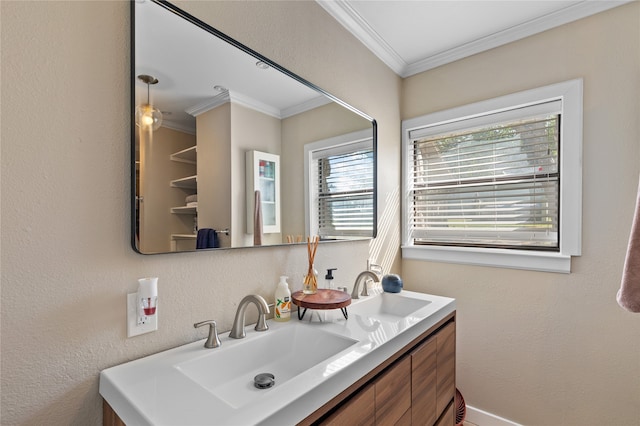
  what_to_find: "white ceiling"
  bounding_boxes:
[136,0,329,133]
[318,0,632,77]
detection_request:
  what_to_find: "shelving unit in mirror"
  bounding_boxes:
[169,145,198,252]
[170,145,196,164]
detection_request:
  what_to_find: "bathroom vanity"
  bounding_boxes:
[301,311,455,425]
[101,290,455,425]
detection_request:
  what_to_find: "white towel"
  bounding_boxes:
[618,177,640,313]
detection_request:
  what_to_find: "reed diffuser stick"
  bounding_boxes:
[303,236,319,294]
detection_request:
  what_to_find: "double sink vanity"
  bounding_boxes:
[100,289,456,425]
[124,5,455,420]
[124,3,457,422]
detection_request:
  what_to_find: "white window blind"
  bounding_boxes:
[311,140,374,238]
[409,100,561,250]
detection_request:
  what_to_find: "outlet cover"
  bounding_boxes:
[127,293,158,337]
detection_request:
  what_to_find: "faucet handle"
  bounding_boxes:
[368,261,383,277]
[194,320,221,349]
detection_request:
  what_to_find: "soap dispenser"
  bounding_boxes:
[274,276,291,322]
[325,268,337,290]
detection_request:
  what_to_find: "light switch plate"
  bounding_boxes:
[127,293,158,337]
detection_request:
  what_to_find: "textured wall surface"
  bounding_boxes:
[402,3,640,425]
[0,1,400,424]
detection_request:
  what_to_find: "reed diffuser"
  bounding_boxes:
[303,236,319,294]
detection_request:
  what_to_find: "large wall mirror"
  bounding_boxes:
[132,0,377,254]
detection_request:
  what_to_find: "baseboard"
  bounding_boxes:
[465,405,522,426]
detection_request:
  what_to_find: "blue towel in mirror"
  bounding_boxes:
[196,228,219,249]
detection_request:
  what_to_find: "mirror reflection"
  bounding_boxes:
[133,0,377,254]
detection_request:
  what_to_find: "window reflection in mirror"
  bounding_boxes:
[304,129,375,239]
[133,0,376,254]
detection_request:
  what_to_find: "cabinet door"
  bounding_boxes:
[246,150,280,234]
[411,336,438,425]
[434,401,455,426]
[436,322,456,416]
[324,384,375,426]
[375,356,412,425]
[396,407,413,426]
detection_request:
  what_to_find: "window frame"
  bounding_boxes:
[402,79,583,273]
[304,129,375,239]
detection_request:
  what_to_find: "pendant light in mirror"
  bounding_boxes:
[135,74,163,131]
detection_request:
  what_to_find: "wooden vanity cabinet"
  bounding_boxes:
[411,321,455,425]
[324,356,413,426]
[312,313,456,426]
[434,403,455,426]
[411,334,438,425]
[103,400,126,426]
[375,355,412,424]
[435,321,456,418]
[323,384,376,426]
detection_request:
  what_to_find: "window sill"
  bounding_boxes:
[401,245,572,273]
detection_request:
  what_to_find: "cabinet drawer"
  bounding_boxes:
[324,384,375,426]
[434,401,454,426]
[436,322,456,416]
[375,356,412,425]
[411,336,437,425]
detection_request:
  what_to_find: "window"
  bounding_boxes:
[305,129,374,239]
[402,79,583,273]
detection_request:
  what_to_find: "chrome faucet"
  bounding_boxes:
[351,270,380,299]
[194,320,221,348]
[229,295,270,339]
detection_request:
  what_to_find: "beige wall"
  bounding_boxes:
[0,1,400,425]
[197,103,232,247]
[230,103,282,247]
[197,102,283,248]
[281,102,372,239]
[7,1,632,425]
[402,3,640,425]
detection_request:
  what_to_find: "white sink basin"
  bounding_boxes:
[175,325,357,409]
[100,290,455,425]
[349,292,431,323]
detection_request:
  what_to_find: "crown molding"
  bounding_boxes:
[184,90,281,118]
[184,92,229,117]
[405,0,633,76]
[161,120,196,135]
[228,91,282,119]
[317,0,407,76]
[317,0,633,78]
[185,90,332,120]
[281,95,332,119]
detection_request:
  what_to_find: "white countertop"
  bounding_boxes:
[99,289,455,425]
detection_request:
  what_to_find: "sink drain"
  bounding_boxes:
[254,373,275,389]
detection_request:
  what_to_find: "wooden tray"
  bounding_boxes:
[291,289,351,320]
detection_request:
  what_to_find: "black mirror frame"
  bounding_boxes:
[130,0,377,254]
